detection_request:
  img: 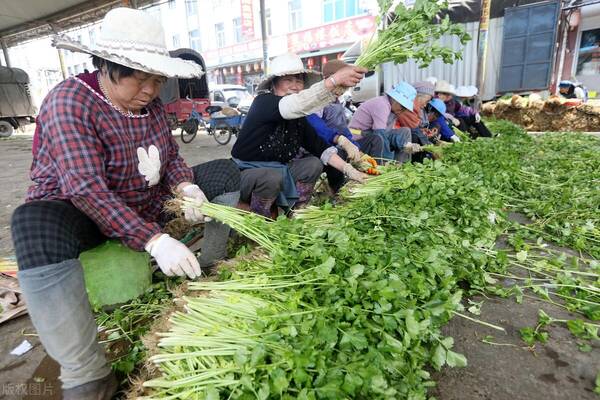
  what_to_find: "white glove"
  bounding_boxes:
[475,113,481,123]
[343,163,368,183]
[180,184,211,223]
[145,234,201,279]
[137,145,161,187]
[450,135,461,143]
[403,142,422,154]
[337,136,361,163]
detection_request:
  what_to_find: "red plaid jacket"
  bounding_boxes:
[27,72,193,250]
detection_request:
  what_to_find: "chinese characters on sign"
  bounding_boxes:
[287,15,376,53]
[240,0,255,39]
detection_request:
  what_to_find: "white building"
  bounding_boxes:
[4,0,378,103]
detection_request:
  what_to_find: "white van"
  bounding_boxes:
[209,84,254,112]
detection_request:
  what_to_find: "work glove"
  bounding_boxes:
[343,163,368,183]
[145,234,201,279]
[137,145,161,187]
[180,184,211,223]
[356,154,380,175]
[337,136,362,163]
[450,135,461,143]
[403,142,423,154]
[475,113,481,123]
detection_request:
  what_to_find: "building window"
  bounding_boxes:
[186,0,198,16]
[323,0,360,22]
[172,34,181,48]
[233,17,242,43]
[265,8,272,36]
[289,0,302,31]
[576,28,600,77]
[168,0,176,9]
[215,22,225,48]
[88,29,96,46]
[189,29,201,51]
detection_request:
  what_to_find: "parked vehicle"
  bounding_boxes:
[209,84,254,113]
[159,48,211,131]
[0,66,36,137]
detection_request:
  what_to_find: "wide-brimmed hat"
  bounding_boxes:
[455,85,478,98]
[428,98,446,115]
[257,53,321,91]
[386,82,417,111]
[435,80,456,95]
[52,7,203,78]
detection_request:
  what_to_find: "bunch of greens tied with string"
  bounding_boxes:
[354,0,471,70]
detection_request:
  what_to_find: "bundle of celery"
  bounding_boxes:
[354,0,471,70]
[144,161,507,399]
[142,120,599,399]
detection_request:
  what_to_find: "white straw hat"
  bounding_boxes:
[455,85,478,98]
[52,7,203,78]
[434,80,456,95]
[257,53,321,91]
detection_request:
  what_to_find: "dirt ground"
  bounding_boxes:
[0,130,598,400]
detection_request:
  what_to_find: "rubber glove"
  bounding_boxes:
[343,163,368,183]
[180,184,211,223]
[145,234,201,279]
[475,113,481,123]
[337,135,362,163]
[450,135,461,143]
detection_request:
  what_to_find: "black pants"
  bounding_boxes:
[355,134,386,165]
[11,159,240,271]
[457,115,492,139]
[239,156,323,202]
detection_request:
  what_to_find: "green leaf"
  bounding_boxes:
[432,344,447,370]
[270,368,289,394]
[349,264,365,277]
[405,310,420,338]
[205,386,220,400]
[445,350,467,368]
[340,329,368,350]
[516,251,528,262]
[316,256,335,277]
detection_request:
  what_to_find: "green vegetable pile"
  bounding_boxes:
[354,0,471,70]
[139,121,599,399]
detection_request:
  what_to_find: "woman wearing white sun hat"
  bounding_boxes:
[231,52,369,218]
[11,8,241,398]
[435,80,491,138]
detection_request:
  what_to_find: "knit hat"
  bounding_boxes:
[322,59,349,79]
[412,81,435,97]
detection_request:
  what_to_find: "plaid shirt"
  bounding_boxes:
[27,73,193,251]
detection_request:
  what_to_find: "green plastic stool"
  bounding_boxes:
[79,240,152,310]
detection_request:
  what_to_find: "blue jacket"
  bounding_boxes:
[432,115,455,140]
[306,113,358,147]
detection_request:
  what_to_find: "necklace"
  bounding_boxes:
[98,75,139,118]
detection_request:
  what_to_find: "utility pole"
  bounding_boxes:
[259,0,268,74]
[476,0,492,95]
